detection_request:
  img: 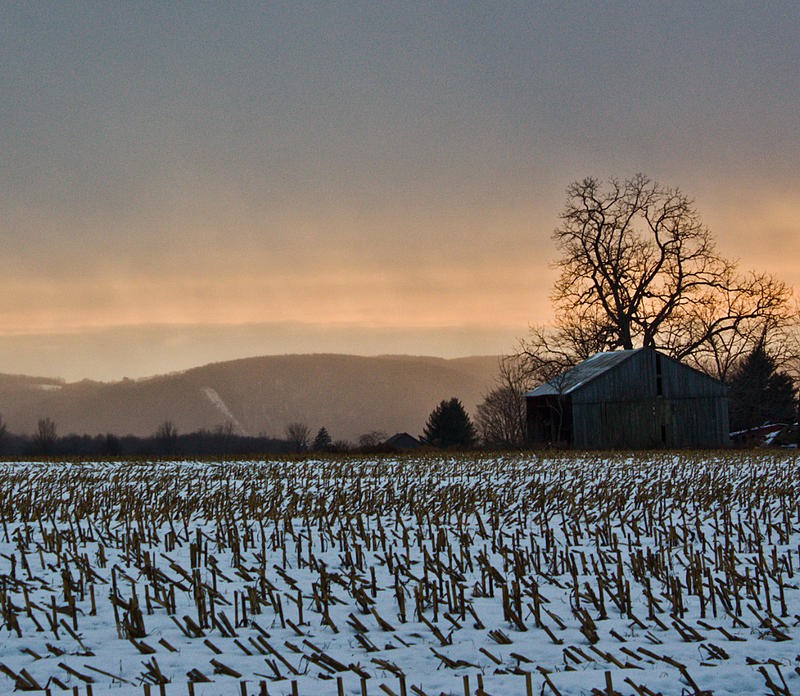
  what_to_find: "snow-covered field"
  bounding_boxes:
[0,453,798,696]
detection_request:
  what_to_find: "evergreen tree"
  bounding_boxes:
[728,343,796,431]
[422,398,476,449]
[312,426,332,452]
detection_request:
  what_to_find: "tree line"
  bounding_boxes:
[0,358,795,457]
[0,417,292,458]
[0,405,487,457]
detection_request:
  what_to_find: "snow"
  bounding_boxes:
[0,453,798,695]
[35,383,62,391]
[201,387,247,435]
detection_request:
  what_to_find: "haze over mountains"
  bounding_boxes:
[0,354,500,444]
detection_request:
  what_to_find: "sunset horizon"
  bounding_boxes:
[3,3,797,381]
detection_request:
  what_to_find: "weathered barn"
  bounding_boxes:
[525,348,729,449]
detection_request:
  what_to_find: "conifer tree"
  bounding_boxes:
[728,343,796,431]
[422,398,476,449]
[313,426,332,452]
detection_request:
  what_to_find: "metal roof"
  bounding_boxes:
[525,349,642,397]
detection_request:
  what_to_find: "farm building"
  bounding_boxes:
[525,348,729,449]
[384,432,422,451]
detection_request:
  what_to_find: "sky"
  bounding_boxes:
[2,2,798,381]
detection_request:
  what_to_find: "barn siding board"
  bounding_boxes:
[525,348,729,450]
[572,400,660,449]
[570,350,657,405]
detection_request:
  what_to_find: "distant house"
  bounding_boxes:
[525,348,729,449]
[384,432,422,451]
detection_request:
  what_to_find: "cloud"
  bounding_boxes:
[0,262,554,336]
[1,4,797,378]
[0,322,526,382]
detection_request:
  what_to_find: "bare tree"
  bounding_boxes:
[155,420,178,454]
[518,324,597,385]
[680,299,800,382]
[358,430,388,449]
[522,175,797,380]
[214,421,236,437]
[284,422,310,452]
[331,439,353,453]
[33,417,57,455]
[475,355,529,448]
[212,421,237,453]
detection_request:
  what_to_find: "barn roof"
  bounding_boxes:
[525,349,641,398]
[385,432,421,449]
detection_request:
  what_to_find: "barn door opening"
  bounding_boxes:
[655,353,664,396]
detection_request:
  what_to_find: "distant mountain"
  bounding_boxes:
[0,354,500,443]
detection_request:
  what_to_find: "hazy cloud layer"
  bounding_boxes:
[2,3,798,378]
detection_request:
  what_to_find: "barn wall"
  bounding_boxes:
[658,353,728,399]
[566,349,729,449]
[570,349,657,404]
[569,350,659,448]
[666,396,730,448]
[658,351,729,447]
[572,400,661,449]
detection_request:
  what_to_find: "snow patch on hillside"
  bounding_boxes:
[201,386,246,434]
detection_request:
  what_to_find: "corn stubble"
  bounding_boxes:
[0,452,797,695]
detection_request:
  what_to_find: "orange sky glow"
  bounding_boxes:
[1,4,797,380]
